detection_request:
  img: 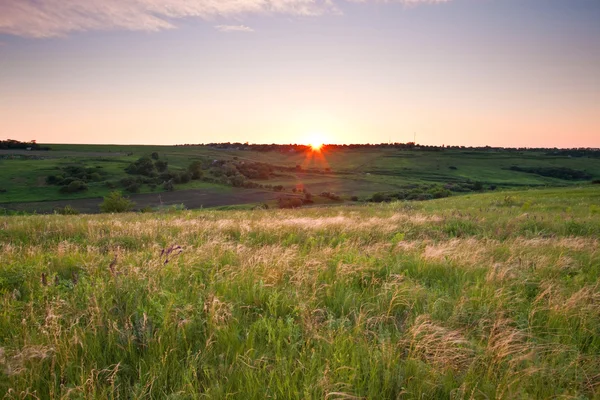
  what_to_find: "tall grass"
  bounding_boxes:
[1,187,599,398]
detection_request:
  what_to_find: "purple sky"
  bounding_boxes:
[1,0,599,146]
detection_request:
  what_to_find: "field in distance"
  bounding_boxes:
[1,142,600,213]
[1,186,599,398]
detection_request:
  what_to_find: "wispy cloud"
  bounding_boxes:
[0,0,449,38]
[215,25,255,33]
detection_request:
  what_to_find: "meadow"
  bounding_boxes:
[2,144,600,213]
[1,186,599,398]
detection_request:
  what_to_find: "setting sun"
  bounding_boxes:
[310,142,323,151]
[306,132,327,152]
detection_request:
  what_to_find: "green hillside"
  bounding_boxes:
[2,144,600,212]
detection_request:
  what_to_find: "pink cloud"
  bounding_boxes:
[0,0,448,38]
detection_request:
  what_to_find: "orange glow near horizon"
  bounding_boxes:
[310,142,323,152]
[306,132,327,152]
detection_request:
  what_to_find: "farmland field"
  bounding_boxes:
[1,186,599,398]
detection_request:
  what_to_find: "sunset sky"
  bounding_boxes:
[1,0,599,147]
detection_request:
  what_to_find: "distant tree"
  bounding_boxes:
[151,152,159,160]
[126,156,156,176]
[155,160,168,172]
[188,161,204,180]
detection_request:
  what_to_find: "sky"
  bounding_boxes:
[0,0,599,147]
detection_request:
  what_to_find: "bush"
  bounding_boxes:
[371,193,389,203]
[592,179,600,185]
[509,166,592,181]
[88,172,102,182]
[175,171,191,184]
[304,192,314,203]
[100,191,135,213]
[429,188,452,199]
[155,160,168,172]
[126,156,156,176]
[473,181,484,191]
[351,196,359,202]
[163,180,175,192]
[151,152,159,160]
[188,161,204,180]
[278,197,303,209]
[46,175,64,185]
[320,192,341,201]
[125,182,141,193]
[60,180,88,193]
[54,205,79,215]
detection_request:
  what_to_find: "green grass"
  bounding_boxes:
[2,145,600,206]
[1,186,599,398]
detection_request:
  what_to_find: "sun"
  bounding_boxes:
[310,142,323,152]
[306,132,326,152]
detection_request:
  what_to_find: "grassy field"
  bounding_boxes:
[1,186,599,398]
[2,145,600,211]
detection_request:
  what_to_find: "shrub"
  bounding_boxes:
[188,161,204,180]
[351,196,359,202]
[175,171,191,184]
[320,192,341,201]
[125,182,141,193]
[88,172,102,182]
[155,160,168,172]
[429,188,452,199]
[592,179,600,185]
[60,180,88,193]
[163,180,175,192]
[54,205,79,215]
[46,175,64,185]
[126,156,156,176]
[100,191,135,213]
[151,152,159,160]
[449,166,458,170]
[229,175,246,187]
[509,166,592,181]
[371,193,389,203]
[278,197,303,209]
